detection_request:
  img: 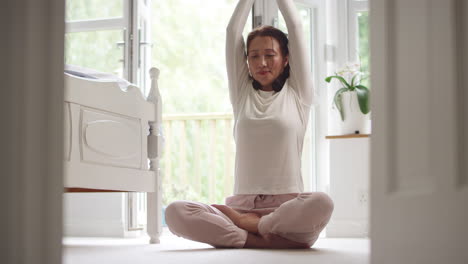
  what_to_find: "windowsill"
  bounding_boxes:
[325,134,370,140]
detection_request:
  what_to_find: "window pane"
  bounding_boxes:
[153,0,252,206]
[66,0,123,21]
[358,11,370,88]
[153,0,251,114]
[138,18,152,95]
[65,30,124,77]
[278,5,313,69]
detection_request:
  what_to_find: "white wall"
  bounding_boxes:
[64,193,129,237]
[327,137,369,237]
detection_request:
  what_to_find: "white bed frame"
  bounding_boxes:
[63,67,163,244]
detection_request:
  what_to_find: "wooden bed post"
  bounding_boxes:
[147,67,163,244]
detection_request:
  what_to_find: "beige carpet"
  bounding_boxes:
[63,230,369,264]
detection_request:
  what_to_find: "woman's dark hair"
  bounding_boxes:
[246,25,290,92]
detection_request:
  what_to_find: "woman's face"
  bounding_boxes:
[247,36,289,91]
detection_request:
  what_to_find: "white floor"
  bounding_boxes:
[63,228,370,264]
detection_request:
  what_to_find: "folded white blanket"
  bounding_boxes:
[65,64,135,90]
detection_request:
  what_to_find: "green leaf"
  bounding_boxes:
[333,87,349,121]
[355,85,370,114]
[325,75,351,89]
[350,74,358,87]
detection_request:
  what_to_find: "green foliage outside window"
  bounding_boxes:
[152,0,251,115]
[152,0,251,205]
[65,0,124,75]
[66,0,123,21]
[65,30,124,76]
[358,11,370,88]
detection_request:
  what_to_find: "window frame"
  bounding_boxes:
[65,0,152,94]
[65,0,132,80]
[292,0,328,193]
[347,0,369,63]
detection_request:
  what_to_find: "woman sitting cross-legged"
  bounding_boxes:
[164,0,334,249]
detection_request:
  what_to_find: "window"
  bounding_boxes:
[357,11,369,87]
[153,0,252,206]
[66,0,124,21]
[65,30,125,76]
[278,5,313,65]
[65,0,152,93]
[65,0,127,78]
[348,0,369,86]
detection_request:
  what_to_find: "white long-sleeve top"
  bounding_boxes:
[226,0,314,195]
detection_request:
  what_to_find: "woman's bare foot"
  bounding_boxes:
[211,204,261,234]
[211,204,310,249]
[244,233,310,249]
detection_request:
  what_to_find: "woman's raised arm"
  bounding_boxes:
[226,0,254,107]
[277,0,314,105]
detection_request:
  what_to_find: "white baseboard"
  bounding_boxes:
[326,218,368,238]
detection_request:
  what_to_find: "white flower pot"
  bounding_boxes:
[338,91,371,135]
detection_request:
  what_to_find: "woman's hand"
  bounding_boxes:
[212,204,310,249]
[211,204,261,234]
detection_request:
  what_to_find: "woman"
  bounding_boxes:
[165,0,333,249]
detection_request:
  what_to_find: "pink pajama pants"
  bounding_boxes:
[164,192,334,248]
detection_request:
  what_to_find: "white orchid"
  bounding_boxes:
[325,62,370,121]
